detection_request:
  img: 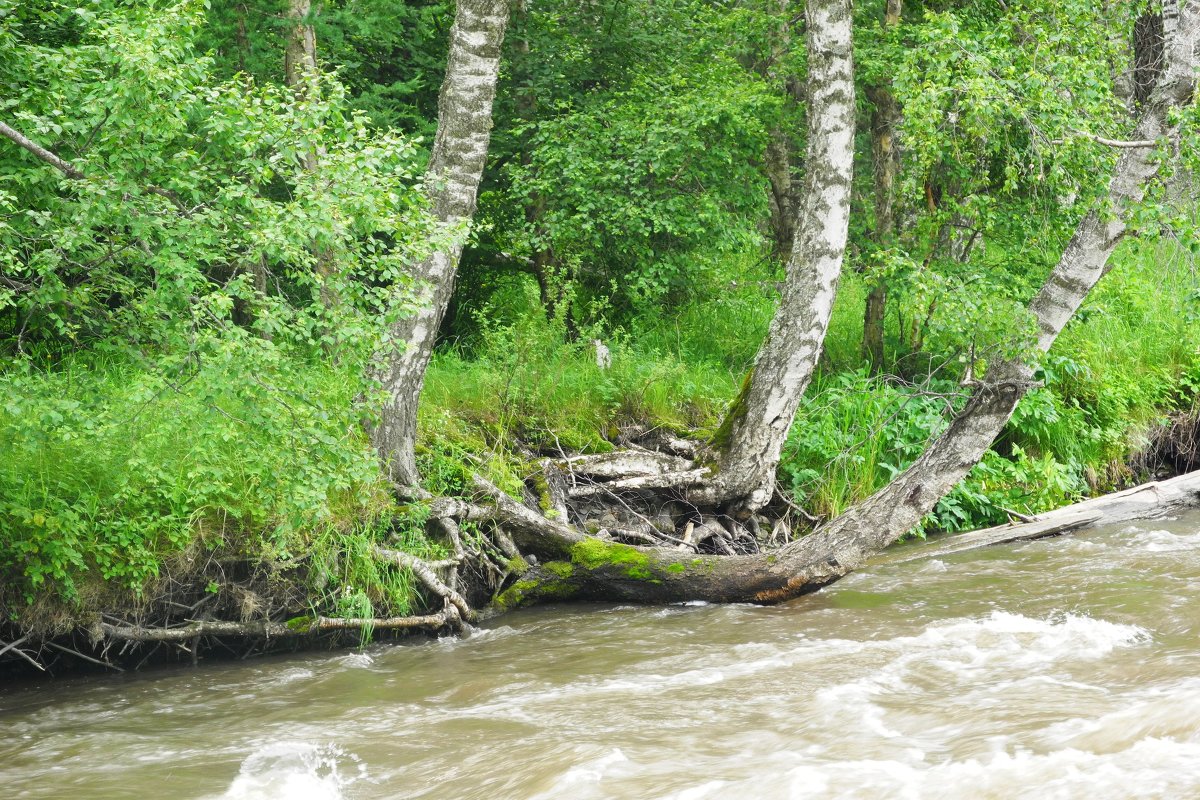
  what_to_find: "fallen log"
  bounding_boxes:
[875,471,1200,565]
[477,467,1200,609]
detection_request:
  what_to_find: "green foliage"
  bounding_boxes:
[201,0,452,135]
[0,346,391,604]
[307,507,444,645]
[3,0,1200,630]
[780,370,953,519]
[419,283,738,493]
[456,0,776,326]
[930,446,1084,532]
[0,0,434,356]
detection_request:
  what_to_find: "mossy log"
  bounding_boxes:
[474,468,1200,610]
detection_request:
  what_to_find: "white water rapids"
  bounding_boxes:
[5,512,1200,799]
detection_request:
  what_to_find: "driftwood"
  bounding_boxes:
[878,471,1200,565]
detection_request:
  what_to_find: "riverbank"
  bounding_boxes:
[3,245,1199,677]
[4,459,1200,680]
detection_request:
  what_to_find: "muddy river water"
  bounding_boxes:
[5,511,1200,799]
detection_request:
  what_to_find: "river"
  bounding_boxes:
[4,510,1200,799]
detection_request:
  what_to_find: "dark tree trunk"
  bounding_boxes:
[862,0,902,374]
[283,0,340,317]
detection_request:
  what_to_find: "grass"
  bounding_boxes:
[0,341,435,630]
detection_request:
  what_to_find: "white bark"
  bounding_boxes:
[488,0,1200,608]
[370,0,510,487]
[706,0,856,514]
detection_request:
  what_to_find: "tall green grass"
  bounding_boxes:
[0,341,435,622]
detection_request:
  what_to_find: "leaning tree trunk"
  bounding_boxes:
[703,0,856,515]
[862,0,902,373]
[370,0,510,488]
[493,0,1200,607]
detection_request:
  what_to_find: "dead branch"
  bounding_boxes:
[567,468,711,498]
[471,474,586,557]
[561,450,695,480]
[98,611,453,643]
[44,640,124,672]
[0,636,45,671]
[1071,129,1159,148]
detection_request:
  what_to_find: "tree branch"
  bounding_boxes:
[0,119,192,215]
[0,120,86,179]
[1071,129,1159,149]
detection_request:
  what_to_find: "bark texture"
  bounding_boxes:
[370,0,510,487]
[752,0,1200,591]
[706,0,856,514]
[284,0,318,93]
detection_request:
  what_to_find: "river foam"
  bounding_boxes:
[214,742,363,800]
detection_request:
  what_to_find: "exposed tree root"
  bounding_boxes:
[9,445,1200,677]
[373,546,473,622]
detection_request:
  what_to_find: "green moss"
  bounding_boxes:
[494,579,541,610]
[493,571,580,610]
[543,560,575,579]
[571,539,649,570]
[285,615,315,633]
[569,538,663,582]
[665,562,688,574]
[709,367,754,453]
[506,555,531,575]
[626,566,656,581]
[530,472,554,513]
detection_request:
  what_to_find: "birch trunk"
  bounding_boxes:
[370,0,510,488]
[750,0,1200,597]
[705,0,856,514]
[862,0,902,373]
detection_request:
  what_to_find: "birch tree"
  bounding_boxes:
[369,0,510,489]
[699,0,857,515]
